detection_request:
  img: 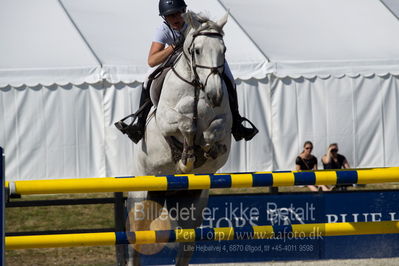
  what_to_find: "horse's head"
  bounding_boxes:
[182,11,228,107]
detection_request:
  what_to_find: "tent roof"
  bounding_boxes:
[0,0,101,87]
[222,0,399,78]
[61,0,268,83]
[382,0,399,19]
[1,0,399,87]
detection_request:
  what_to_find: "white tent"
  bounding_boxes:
[1,0,399,180]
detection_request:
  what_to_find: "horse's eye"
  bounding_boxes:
[195,48,200,55]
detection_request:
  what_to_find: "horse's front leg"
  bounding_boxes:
[178,119,197,173]
[202,115,229,159]
[163,96,199,173]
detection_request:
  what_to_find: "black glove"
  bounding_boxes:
[173,35,185,51]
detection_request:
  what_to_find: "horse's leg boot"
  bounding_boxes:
[223,74,259,141]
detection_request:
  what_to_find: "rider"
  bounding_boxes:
[116,0,258,143]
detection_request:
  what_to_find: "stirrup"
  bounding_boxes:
[232,117,259,141]
[241,117,258,134]
[114,113,145,144]
[114,100,151,134]
[114,113,139,135]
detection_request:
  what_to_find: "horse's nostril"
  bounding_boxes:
[207,92,222,107]
[207,95,212,104]
[214,96,222,107]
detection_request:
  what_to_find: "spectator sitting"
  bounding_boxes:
[296,141,331,192]
[321,143,350,191]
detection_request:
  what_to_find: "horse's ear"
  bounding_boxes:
[216,12,228,29]
[183,11,201,30]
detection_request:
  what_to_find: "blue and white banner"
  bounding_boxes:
[136,190,399,265]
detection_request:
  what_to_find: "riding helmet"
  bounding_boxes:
[159,0,187,16]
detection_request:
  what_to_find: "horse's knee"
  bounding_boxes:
[203,116,228,143]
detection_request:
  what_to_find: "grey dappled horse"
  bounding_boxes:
[127,12,231,266]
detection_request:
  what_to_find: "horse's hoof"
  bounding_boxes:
[203,143,211,152]
[204,144,227,160]
[178,157,195,173]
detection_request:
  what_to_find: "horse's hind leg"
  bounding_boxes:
[167,190,209,266]
[175,243,195,266]
[128,249,141,266]
[127,191,169,266]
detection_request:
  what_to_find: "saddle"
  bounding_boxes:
[113,50,181,142]
[148,51,182,106]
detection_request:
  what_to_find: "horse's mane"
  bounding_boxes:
[183,11,225,36]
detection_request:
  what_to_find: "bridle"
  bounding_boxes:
[171,30,226,125]
[172,31,225,90]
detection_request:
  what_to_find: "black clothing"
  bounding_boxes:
[323,153,349,191]
[322,154,346,169]
[113,86,152,144]
[295,155,317,170]
[221,73,258,141]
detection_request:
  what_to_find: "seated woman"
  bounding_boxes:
[296,141,331,192]
[321,143,350,191]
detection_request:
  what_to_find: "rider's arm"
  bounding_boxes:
[148,42,175,67]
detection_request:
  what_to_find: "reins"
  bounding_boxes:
[172,31,225,89]
[171,30,225,126]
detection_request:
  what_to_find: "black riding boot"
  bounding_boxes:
[114,84,153,144]
[223,74,259,141]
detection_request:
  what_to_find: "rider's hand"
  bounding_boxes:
[172,35,184,51]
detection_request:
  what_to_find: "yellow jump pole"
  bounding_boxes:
[6,167,399,195]
[6,221,399,250]
[6,232,116,249]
